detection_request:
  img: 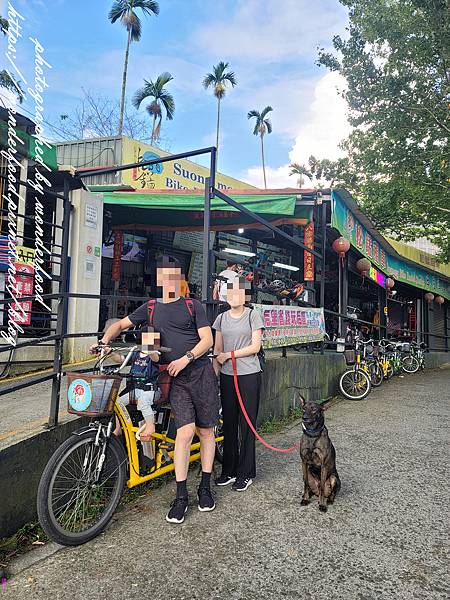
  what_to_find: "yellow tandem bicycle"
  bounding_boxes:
[37,345,224,546]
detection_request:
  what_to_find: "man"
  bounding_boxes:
[213,260,241,303]
[98,255,219,524]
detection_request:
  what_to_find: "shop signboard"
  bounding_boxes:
[111,231,123,282]
[368,265,386,288]
[304,222,314,281]
[331,192,450,299]
[252,304,325,349]
[121,138,255,192]
[11,246,35,326]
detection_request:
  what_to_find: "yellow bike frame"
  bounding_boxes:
[114,398,224,489]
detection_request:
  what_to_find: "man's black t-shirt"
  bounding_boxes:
[128,298,210,367]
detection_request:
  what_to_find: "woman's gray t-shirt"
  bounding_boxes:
[212,307,264,376]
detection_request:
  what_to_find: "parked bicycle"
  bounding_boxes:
[37,344,224,546]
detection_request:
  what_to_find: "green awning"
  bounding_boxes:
[102,192,297,215]
[100,191,311,231]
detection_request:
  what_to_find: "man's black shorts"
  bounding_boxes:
[170,362,219,429]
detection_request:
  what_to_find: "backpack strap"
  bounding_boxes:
[184,298,197,327]
[147,299,156,325]
[184,298,194,318]
[148,298,196,327]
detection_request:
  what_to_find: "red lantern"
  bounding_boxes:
[332,237,350,261]
[386,277,395,290]
[356,257,371,278]
[424,292,434,303]
[435,295,445,305]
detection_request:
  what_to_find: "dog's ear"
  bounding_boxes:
[299,394,306,408]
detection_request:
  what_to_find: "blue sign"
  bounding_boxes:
[68,379,92,412]
[142,151,164,174]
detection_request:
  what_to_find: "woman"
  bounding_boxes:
[213,277,264,492]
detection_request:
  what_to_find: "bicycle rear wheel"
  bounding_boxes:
[367,361,383,387]
[402,355,420,374]
[37,429,127,546]
[339,369,372,400]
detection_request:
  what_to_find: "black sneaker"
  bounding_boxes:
[215,474,237,486]
[166,497,188,524]
[232,478,253,492]
[197,486,216,512]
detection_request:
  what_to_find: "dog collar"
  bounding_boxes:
[302,423,324,436]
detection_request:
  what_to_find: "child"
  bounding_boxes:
[108,327,161,441]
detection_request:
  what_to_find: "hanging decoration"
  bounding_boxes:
[424,292,434,303]
[435,295,445,305]
[332,237,350,266]
[386,277,395,290]
[356,257,371,286]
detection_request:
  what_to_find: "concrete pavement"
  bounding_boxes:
[2,367,450,600]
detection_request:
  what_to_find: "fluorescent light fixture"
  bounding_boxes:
[238,228,244,234]
[273,262,299,272]
[224,247,256,257]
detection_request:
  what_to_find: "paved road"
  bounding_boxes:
[3,367,450,600]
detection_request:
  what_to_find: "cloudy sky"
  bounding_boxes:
[1,0,350,188]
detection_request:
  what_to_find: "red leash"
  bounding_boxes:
[231,351,299,454]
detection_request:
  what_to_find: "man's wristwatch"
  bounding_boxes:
[185,351,195,363]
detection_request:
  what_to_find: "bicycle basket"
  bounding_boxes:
[344,349,356,365]
[67,373,121,416]
[399,342,410,352]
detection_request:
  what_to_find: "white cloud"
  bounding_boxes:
[289,71,350,165]
[193,0,347,63]
[242,72,351,189]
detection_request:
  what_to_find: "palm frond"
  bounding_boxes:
[223,71,237,87]
[261,105,273,119]
[132,80,152,108]
[247,109,260,120]
[159,91,175,120]
[0,16,9,34]
[155,71,174,90]
[264,118,273,134]
[126,12,142,41]
[0,70,24,103]
[202,73,215,89]
[252,122,260,136]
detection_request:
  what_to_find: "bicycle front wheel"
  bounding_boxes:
[339,369,372,400]
[37,429,127,546]
[402,355,420,374]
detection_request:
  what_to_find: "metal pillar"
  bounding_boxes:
[48,179,71,428]
[202,176,212,303]
[319,201,327,308]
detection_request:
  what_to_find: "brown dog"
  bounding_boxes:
[299,398,341,512]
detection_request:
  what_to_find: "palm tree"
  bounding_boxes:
[248,106,273,189]
[108,0,159,136]
[0,17,24,103]
[202,61,237,165]
[133,72,175,145]
[289,162,311,187]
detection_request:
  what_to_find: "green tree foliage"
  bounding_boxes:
[316,0,450,260]
[0,16,24,103]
